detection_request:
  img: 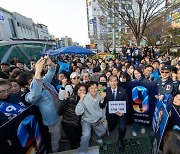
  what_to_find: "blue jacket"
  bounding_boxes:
[25,65,58,126]
[150,69,161,81]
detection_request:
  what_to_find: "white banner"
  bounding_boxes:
[108,101,126,114]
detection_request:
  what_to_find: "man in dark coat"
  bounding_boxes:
[100,75,128,152]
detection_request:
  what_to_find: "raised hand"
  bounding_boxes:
[100,92,106,101]
[62,78,67,87]
[35,58,45,79]
[44,55,54,66]
[80,93,86,101]
[36,57,45,70]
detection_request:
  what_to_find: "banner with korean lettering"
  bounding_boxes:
[0,105,49,154]
[151,101,169,154]
[125,80,158,125]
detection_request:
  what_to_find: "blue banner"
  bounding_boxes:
[151,101,169,154]
[0,101,26,115]
[0,105,48,153]
[125,80,157,125]
[0,101,26,122]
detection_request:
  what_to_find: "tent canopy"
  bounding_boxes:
[42,46,95,56]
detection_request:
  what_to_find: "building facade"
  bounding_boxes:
[86,0,104,51]
[0,6,53,41]
[0,7,15,40]
[12,12,37,39]
[34,23,51,40]
[86,0,130,51]
[60,36,73,47]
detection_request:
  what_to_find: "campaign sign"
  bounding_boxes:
[125,80,157,125]
[151,100,169,154]
[0,101,26,123]
[0,105,47,154]
[168,105,180,130]
[108,101,126,114]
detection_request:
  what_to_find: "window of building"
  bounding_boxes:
[26,25,29,34]
[93,0,96,2]
[29,27,32,35]
[94,8,96,11]
[22,24,26,33]
[8,18,17,38]
[17,22,21,27]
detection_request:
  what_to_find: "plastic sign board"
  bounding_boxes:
[108,101,126,114]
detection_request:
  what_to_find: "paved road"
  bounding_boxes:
[58,124,151,153]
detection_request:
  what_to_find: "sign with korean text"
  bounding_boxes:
[108,101,126,114]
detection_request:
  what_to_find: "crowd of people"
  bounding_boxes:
[0,46,180,154]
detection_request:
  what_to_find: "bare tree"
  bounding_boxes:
[98,0,177,46]
[100,33,113,52]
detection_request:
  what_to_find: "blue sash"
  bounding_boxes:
[0,101,26,115]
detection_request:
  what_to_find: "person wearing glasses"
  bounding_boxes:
[0,79,27,126]
[59,72,81,100]
[155,65,178,101]
[0,79,13,125]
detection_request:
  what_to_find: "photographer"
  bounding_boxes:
[23,56,61,152]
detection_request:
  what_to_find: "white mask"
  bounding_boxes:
[101,67,105,71]
[122,69,126,72]
[120,77,123,82]
[130,69,134,74]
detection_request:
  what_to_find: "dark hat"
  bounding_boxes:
[0,62,9,66]
[161,65,171,71]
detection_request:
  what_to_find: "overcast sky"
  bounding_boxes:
[1,0,89,46]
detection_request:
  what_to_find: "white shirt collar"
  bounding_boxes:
[111,87,117,92]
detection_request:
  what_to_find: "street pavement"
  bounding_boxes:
[57,124,151,154]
